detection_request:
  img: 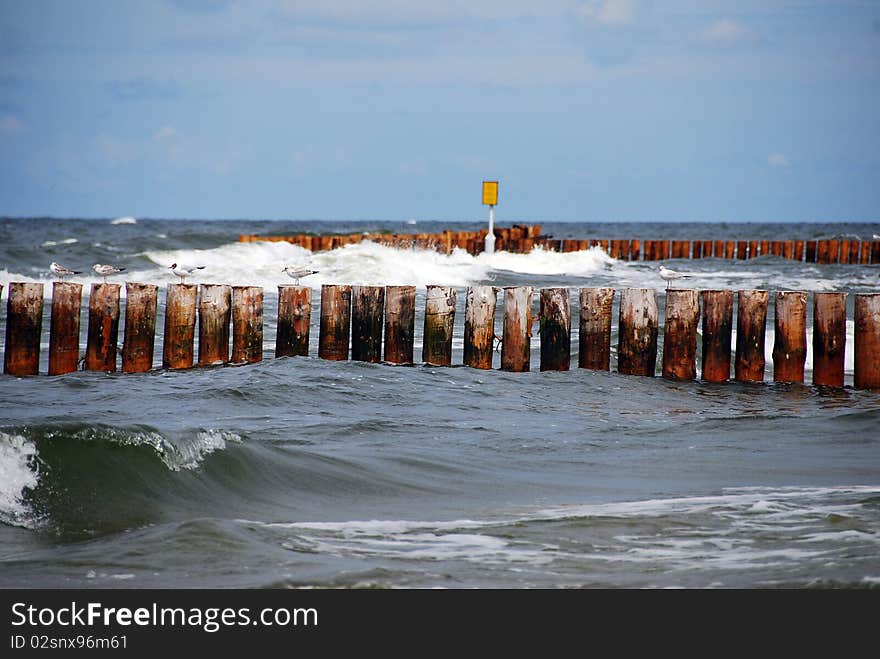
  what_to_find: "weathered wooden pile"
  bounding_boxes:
[2,282,879,390]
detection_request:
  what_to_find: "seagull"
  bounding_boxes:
[282,266,318,285]
[50,262,82,280]
[169,263,205,283]
[658,264,689,290]
[92,263,126,283]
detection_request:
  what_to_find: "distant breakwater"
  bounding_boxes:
[240,225,880,264]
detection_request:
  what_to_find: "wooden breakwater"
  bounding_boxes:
[2,281,880,390]
[240,228,880,264]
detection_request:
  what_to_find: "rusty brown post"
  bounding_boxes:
[617,288,658,376]
[85,283,120,372]
[861,241,872,264]
[672,240,689,259]
[692,241,703,259]
[121,283,158,373]
[782,241,794,260]
[319,284,351,361]
[849,240,860,264]
[384,285,416,365]
[854,294,880,390]
[735,290,769,382]
[276,286,311,357]
[163,284,198,369]
[805,240,818,263]
[423,285,456,366]
[4,283,44,376]
[579,288,615,371]
[501,286,533,372]
[701,290,733,382]
[760,240,770,257]
[724,241,736,259]
[794,240,805,261]
[231,286,262,365]
[662,289,699,381]
[771,240,782,257]
[643,240,655,261]
[539,288,570,371]
[198,284,231,366]
[772,291,807,383]
[812,292,846,388]
[748,240,759,259]
[463,285,497,370]
[48,282,82,376]
[816,240,829,263]
[351,286,384,363]
[619,239,631,260]
[839,240,850,264]
[701,240,712,259]
[630,239,641,260]
[736,241,748,260]
[872,241,880,264]
[828,239,840,263]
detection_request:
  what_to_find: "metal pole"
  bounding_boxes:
[485,206,495,255]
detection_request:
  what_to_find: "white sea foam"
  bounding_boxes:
[249,486,880,572]
[0,432,40,528]
[41,238,78,247]
[139,240,613,289]
[111,216,138,225]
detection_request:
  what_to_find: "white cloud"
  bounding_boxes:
[0,114,24,135]
[768,153,789,167]
[699,19,750,45]
[575,0,636,26]
[154,125,177,140]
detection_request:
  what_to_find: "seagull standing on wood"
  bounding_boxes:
[282,266,318,285]
[92,263,126,283]
[658,265,689,290]
[169,263,205,283]
[50,262,81,280]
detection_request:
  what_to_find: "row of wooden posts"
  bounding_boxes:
[2,282,879,390]
[241,226,880,264]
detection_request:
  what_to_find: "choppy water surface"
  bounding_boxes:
[1,217,878,588]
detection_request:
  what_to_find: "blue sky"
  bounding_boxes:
[1,0,878,222]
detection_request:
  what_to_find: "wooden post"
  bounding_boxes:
[121,283,158,373]
[692,241,703,259]
[276,286,311,357]
[701,290,733,383]
[817,240,830,263]
[384,285,416,364]
[48,282,82,376]
[772,291,807,383]
[849,240,860,264]
[805,240,818,263]
[771,240,782,257]
[748,240,759,259]
[231,286,263,364]
[617,288,658,377]
[630,239,641,261]
[162,284,198,369]
[539,288,570,371]
[872,241,880,264]
[85,283,120,372]
[782,241,794,260]
[860,241,872,265]
[198,284,231,366]
[760,240,770,257]
[318,284,352,361]
[794,240,805,261]
[838,240,850,264]
[735,290,769,382]
[662,289,699,381]
[351,286,384,363]
[3,283,43,376]
[423,285,456,366]
[501,286,533,372]
[724,241,736,259]
[672,240,689,259]
[463,285,497,370]
[578,288,615,371]
[812,292,846,388]
[736,241,748,260]
[854,294,880,390]
[701,240,712,259]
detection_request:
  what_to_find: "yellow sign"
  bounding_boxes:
[482,181,498,206]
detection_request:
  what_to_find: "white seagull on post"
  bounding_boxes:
[658,265,689,290]
[169,263,205,283]
[92,263,126,283]
[282,266,318,285]
[50,262,82,280]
